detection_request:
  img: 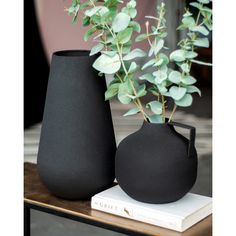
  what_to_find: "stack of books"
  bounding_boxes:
[91,185,212,232]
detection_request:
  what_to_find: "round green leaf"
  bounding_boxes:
[85,6,109,17]
[175,94,193,107]
[89,43,104,56]
[112,12,131,32]
[154,70,167,84]
[186,85,201,96]
[193,38,209,48]
[135,34,147,42]
[180,63,190,73]
[146,101,162,115]
[190,26,209,36]
[181,75,197,85]
[148,114,163,124]
[114,28,133,44]
[139,74,155,83]
[185,51,198,59]
[118,81,133,104]
[170,49,186,62]
[182,17,195,27]
[168,71,182,84]
[123,107,140,116]
[141,59,156,70]
[169,86,187,100]
[105,83,119,100]
[93,53,121,74]
[123,48,146,61]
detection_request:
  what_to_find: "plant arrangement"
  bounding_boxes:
[67,0,212,123]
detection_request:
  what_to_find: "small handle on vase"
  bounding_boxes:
[168,121,196,158]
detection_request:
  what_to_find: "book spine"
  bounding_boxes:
[91,196,182,231]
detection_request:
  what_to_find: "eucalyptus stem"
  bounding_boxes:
[145,5,166,122]
[104,23,148,121]
[168,104,177,122]
[161,95,166,122]
[169,3,203,120]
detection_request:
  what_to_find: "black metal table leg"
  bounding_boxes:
[24,204,31,236]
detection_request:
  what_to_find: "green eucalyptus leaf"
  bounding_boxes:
[112,12,131,32]
[153,70,168,84]
[123,48,146,61]
[122,7,137,18]
[170,49,186,62]
[185,51,198,59]
[197,0,210,4]
[139,74,155,83]
[135,34,148,42]
[128,62,138,73]
[154,39,164,55]
[80,1,92,10]
[186,85,201,96]
[180,63,190,73]
[118,80,133,104]
[148,87,159,96]
[93,53,121,74]
[157,84,168,95]
[85,6,109,17]
[82,16,90,26]
[153,58,164,67]
[90,43,104,56]
[121,42,132,53]
[193,38,209,47]
[84,27,97,41]
[136,84,147,98]
[181,75,197,85]
[123,107,140,116]
[168,71,182,84]
[175,94,193,107]
[114,28,133,44]
[183,11,193,17]
[146,101,162,115]
[141,59,156,70]
[127,0,136,8]
[169,86,187,100]
[129,21,141,33]
[190,25,209,36]
[148,114,163,124]
[182,16,195,27]
[190,2,202,10]
[159,53,169,64]
[101,51,117,57]
[105,83,120,100]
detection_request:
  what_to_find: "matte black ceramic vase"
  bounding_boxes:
[115,121,198,204]
[37,50,116,200]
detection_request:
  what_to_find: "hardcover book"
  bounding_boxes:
[91,185,212,232]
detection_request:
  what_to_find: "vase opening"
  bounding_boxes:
[54,50,90,57]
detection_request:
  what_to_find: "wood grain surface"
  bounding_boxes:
[24,163,212,236]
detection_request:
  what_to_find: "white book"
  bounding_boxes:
[91,185,212,232]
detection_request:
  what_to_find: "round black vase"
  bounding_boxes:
[115,121,198,204]
[37,50,116,200]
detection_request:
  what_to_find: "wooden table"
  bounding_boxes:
[24,163,212,236]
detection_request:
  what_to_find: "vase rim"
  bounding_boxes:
[143,118,171,126]
[53,50,91,57]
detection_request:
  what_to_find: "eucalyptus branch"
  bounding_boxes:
[67,0,212,124]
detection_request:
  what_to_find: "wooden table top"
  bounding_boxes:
[24,163,212,236]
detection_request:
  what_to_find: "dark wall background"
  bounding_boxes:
[24,0,49,128]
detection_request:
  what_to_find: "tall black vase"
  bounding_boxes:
[37,50,116,200]
[115,121,198,204]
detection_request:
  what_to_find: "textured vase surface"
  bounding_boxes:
[115,121,198,204]
[37,50,116,200]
